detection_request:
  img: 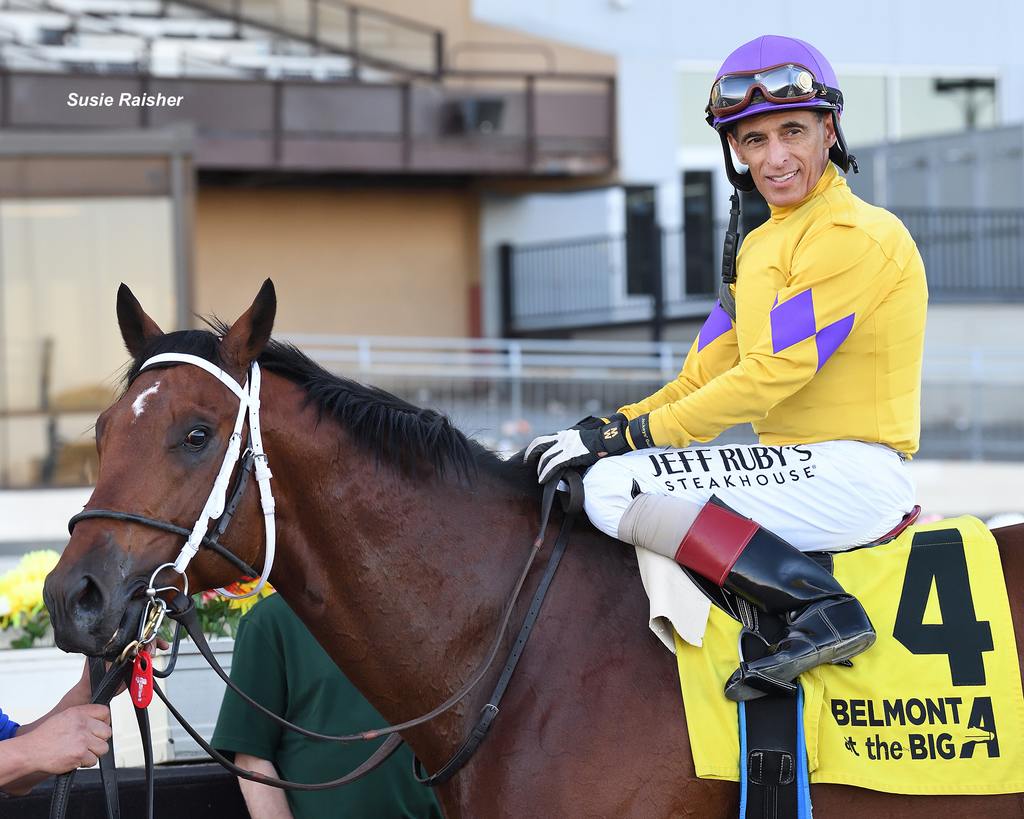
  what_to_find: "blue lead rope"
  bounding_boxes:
[795,685,812,818]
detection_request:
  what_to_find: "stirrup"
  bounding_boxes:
[724,663,798,702]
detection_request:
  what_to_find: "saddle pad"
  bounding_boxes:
[674,515,1024,795]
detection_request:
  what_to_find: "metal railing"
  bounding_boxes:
[895,208,1024,301]
[0,67,615,175]
[174,0,443,79]
[501,226,714,336]
[503,208,1024,335]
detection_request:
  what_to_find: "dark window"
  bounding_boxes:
[683,170,715,296]
[625,186,660,295]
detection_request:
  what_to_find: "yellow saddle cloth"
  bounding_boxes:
[674,515,1024,795]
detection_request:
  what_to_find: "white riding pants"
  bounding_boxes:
[581,440,916,650]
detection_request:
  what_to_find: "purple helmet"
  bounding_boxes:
[708,35,843,129]
[707,35,857,191]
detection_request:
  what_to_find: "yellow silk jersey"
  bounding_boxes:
[619,163,928,457]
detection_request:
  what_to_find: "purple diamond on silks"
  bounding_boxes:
[770,289,817,354]
[815,313,855,371]
[697,301,733,352]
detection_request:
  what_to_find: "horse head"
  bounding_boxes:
[44,280,277,657]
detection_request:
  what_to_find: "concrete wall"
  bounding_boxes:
[194,186,480,337]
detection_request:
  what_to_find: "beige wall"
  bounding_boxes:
[194,187,479,336]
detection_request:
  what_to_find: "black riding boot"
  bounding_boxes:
[722,526,876,702]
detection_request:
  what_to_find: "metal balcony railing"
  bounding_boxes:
[501,209,1024,336]
[0,0,617,175]
[174,0,444,79]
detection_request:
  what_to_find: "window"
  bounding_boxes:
[899,75,996,139]
[678,69,721,150]
[0,197,178,487]
[625,186,660,296]
[683,171,715,296]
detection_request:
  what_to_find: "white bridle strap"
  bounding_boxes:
[137,354,276,599]
[141,353,250,403]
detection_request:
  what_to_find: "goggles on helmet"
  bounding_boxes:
[706,63,842,120]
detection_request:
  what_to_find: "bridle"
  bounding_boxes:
[69,353,276,601]
[51,351,580,819]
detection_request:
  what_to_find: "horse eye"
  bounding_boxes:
[184,428,209,450]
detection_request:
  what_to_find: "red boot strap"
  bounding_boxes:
[675,501,758,586]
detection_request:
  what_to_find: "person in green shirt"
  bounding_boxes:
[211,593,442,819]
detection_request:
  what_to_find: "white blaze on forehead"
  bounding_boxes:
[132,381,161,420]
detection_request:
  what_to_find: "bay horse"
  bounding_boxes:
[44,281,1024,817]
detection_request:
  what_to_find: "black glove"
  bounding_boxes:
[570,412,627,431]
[525,415,632,483]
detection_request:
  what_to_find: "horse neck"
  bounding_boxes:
[258,378,539,769]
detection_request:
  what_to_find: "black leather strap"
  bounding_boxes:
[90,658,120,819]
[68,509,257,578]
[153,681,406,790]
[413,506,576,786]
[741,627,800,819]
[50,658,133,819]
[135,700,154,819]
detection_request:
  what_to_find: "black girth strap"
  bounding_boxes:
[740,624,800,819]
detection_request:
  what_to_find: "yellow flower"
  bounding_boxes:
[0,550,60,629]
[224,579,275,615]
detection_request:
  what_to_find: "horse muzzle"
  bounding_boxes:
[44,562,149,658]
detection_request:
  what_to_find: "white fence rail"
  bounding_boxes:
[2,335,1023,489]
[281,335,1024,460]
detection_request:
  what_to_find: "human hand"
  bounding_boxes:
[570,412,626,431]
[525,418,631,483]
[18,704,112,774]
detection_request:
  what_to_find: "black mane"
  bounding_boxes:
[123,326,536,490]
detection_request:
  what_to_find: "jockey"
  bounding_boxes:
[526,34,927,702]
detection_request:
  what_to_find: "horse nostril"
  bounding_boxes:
[71,574,106,615]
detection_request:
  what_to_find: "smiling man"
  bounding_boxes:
[730,111,836,205]
[526,35,928,701]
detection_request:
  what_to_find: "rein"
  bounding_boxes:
[51,351,581,817]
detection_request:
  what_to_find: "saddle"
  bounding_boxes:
[682,505,921,819]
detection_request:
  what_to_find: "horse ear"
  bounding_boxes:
[117,283,164,358]
[221,279,277,371]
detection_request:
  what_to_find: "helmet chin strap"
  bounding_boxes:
[719,188,741,322]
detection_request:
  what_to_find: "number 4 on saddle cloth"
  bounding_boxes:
[675,515,1024,807]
